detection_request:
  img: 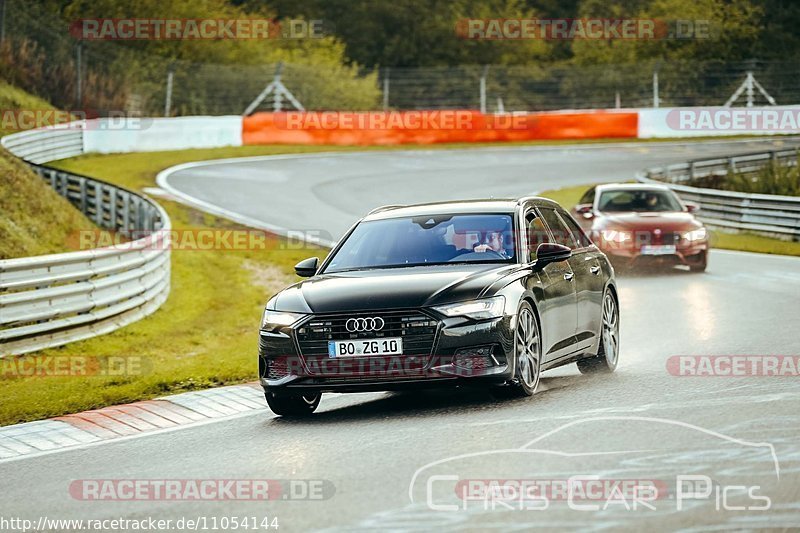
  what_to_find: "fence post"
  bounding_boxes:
[0,0,6,43]
[164,68,174,117]
[652,69,659,108]
[122,193,130,236]
[479,65,488,113]
[273,63,284,112]
[75,42,83,106]
[109,187,117,230]
[94,182,103,226]
[382,67,390,111]
[79,178,87,212]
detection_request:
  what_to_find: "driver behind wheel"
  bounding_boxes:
[474,230,510,258]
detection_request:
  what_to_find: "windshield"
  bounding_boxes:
[598,189,684,213]
[323,214,516,273]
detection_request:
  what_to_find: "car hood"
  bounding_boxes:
[268,263,518,313]
[595,211,702,232]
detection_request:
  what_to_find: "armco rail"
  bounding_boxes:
[638,148,800,239]
[0,123,171,357]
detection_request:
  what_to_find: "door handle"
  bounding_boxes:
[564,271,575,281]
[590,265,601,275]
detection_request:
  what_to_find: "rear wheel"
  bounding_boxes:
[497,301,541,397]
[265,391,321,417]
[577,290,619,374]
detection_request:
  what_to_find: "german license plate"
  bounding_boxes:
[641,245,676,255]
[328,337,403,358]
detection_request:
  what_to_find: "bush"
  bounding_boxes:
[689,153,800,196]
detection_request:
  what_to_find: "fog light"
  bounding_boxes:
[453,346,495,371]
[266,356,291,380]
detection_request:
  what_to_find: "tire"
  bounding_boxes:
[689,251,707,273]
[265,391,321,417]
[497,301,542,398]
[577,289,619,374]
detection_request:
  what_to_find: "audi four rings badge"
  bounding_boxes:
[345,317,385,332]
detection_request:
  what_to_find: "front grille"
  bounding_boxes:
[648,231,679,245]
[295,310,439,376]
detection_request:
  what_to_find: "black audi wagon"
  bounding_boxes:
[258,197,619,416]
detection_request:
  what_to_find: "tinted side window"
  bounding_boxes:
[539,208,577,249]
[526,212,550,258]
[559,210,593,248]
[579,187,595,205]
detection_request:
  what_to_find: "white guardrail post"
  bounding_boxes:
[0,122,171,357]
[637,148,800,241]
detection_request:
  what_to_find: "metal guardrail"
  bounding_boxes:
[638,148,800,240]
[0,124,85,163]
[0,124,171,357]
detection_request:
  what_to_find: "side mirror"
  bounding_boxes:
[533,243,572,267]
[294,257,319,277]
[574,204,594,219]
[684,201,699,213]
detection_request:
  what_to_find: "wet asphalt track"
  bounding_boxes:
[2,138,800,531]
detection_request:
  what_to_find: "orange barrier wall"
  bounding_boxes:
[242,110,638,146]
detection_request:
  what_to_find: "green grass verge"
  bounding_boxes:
[537,183,800,257]
[0,83,104,259]
[0,147,105,259]
[0,202,319,425]
[0,82,59,137]
[0,149,331,426]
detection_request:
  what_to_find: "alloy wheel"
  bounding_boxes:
[515,306,541,392]
[601,293,619,366]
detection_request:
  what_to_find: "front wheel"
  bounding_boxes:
[689,251,707,273]
[265,391,321,417]
[577,290,619,374]
[497,301,542,397]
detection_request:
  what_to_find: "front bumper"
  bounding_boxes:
[259,312,515,394]
[597,238,708,267]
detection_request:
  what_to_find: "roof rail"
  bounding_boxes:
[516,196,544,205]
[367,204,406,215]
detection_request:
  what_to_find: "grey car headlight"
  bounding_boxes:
[433,296,506,320]
[261,310,306,330]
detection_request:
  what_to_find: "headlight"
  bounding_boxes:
[261,310,305,330]
[433,296,505,320]
[682,228,707,242]
[601,230,633,243]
